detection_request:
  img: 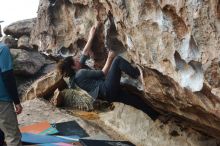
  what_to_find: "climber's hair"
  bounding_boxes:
[57,56,75,77]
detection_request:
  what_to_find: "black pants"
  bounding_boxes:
[99,56,140,100]
[0,129,4,145]
[99,56,159,120]
[117,89,159,120]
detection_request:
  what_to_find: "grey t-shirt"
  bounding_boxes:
[73,55,105,99]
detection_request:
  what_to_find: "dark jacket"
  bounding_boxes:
[70,55,105,100]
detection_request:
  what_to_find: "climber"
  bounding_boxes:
[0,43,22,146]
[57,24,159,120]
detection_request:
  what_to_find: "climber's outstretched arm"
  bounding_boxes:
[82,25,97,57]
[102,51,116,76]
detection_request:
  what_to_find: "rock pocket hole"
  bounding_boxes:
[74,4,89,19]
[76,38,87,50]
[32,44,39,50]
[170,130,180,137]
[217,0,220,19]
[174,51,203,91]
[162,5,188,39]
[58,47,69,57]
[188,35,199,61]
[104,11,126,53]
[58,44,76,57]
[174,51,185,71]
[179,34,200,62]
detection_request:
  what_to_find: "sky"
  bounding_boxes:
[0,0,39,32]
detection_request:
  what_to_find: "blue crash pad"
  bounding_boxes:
[22,133,79,144]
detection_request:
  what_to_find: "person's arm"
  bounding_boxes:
[82,25,97,57]
[0,45,22,114]
[2,70,19,104]
[102,51,116,76]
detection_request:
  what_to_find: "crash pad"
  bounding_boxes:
[54,121,88,137]
[23,142,83,146]
[22,133,79,144]
[20,121,58,135]
[79,139,135,146]
[38,142,75,146]
[37,142,82,146]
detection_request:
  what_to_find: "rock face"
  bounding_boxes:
[30,0,220,138]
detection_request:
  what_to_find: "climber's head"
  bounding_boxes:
[57,56,81,77]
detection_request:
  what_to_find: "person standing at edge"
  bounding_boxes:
[0,43,22,146]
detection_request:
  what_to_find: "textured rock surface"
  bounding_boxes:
[30,0,220,138]
[17,35,32,49]
[16,63,57,98]
[10,49,48,76]
[100,103,220,146]
[4,18,36,38]
[22,71,67,100]
[1,35,17,48]
[138,66,220,138]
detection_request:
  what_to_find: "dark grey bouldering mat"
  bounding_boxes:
[79,139,135,146]
[54,121,89,137]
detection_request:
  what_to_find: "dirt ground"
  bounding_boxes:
[18,98,128,141]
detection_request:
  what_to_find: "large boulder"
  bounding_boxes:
[22,71,67,101]
[30,0,220,138]
[4,18,36,38]
[10,49,48,76]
